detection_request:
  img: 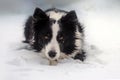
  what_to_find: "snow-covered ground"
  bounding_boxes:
[0,0,120,80]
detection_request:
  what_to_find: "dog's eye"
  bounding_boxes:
[58,35,64,43]
[43,34,49,39]
[59,36,64,40]
[43,34,51,40]
[44,36,49,40]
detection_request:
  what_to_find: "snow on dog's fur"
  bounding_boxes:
[23,8,86,65]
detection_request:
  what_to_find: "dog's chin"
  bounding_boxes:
[44,52,61,65]
[49,59,58,65]
[47,56,59,65]
[48,53,71,65]
[48,57,58,61]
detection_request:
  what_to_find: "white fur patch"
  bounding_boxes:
[45,22,60,60]
[46,11,66,20]
[44,11,67,60]
[45,11,66,60]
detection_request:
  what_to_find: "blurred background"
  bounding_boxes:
[0,0,120,15]
[0,0,80,14]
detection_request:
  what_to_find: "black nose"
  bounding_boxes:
[48,51,56,58]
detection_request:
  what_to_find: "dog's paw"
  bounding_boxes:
[49,60,58,66]
[74,50,86,61]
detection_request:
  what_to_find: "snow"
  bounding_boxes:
[0,0,120,80]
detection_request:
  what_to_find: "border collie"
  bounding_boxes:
[23,7,86,65]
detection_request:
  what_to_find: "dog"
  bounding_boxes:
[23,7,86,65]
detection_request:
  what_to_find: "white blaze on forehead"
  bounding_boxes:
[44,11,67,60]
[45,22,60,60]
[45,11,64,60]
[51,22,60,41]
[50,21,60,48]
[46,11,66,21]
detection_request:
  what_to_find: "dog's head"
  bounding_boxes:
[32,8,83,60]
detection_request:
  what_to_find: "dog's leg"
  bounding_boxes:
[73,50,86,61]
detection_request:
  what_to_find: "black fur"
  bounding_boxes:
[58,11,77,55]
[33,8,52,51]
[23,16,33,43]
[74,50,86,61]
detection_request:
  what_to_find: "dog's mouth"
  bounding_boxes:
[48,52,70,65]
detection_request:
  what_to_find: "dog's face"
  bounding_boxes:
[33,8,82,60]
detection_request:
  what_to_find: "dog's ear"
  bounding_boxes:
[61,10,78,23]
[33,7,49,21]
